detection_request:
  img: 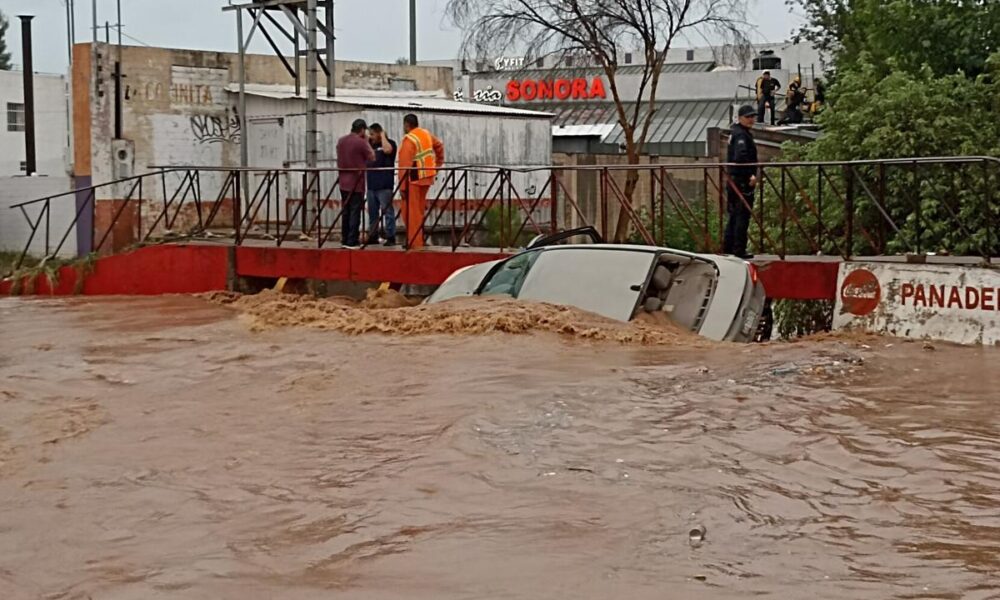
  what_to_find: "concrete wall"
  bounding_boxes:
[67,43,454,249]
[0,70,69,177]
[74,42,454,190]
[0,176,75,258]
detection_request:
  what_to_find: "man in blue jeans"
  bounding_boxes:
[366,123,398,246]
[336,119,374,248]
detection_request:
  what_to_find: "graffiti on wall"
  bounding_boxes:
[191,109,241,145]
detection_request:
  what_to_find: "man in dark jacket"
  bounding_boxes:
[723,105,759,258]
[755,71,781,125]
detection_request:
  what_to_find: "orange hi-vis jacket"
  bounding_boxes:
[398,127,445,188]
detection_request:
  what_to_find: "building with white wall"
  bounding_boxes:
[425,41,826,157]
[0,70,70,177]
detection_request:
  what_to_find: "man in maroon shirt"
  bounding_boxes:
[337,119,375,248]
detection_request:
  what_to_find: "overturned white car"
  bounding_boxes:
[426,228,767,342]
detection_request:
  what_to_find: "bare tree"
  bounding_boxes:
[446,0,751,241]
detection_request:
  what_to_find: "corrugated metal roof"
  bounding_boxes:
[499,61,716,80]
[227,84,552,118]
[552,123,617,138]
[530,98,732,147]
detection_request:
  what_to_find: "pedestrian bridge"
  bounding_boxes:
[4,158,998,300]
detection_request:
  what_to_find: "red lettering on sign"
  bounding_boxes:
[506,77,607,102]
[506,80,521,101]
[555,79,571,100]
[982,287,996,311]
[536,80,552,100]
[948,286,963,309]
[840,269,881,316]
[522,79,537,100]
[928,284,945,308]
[965,287,980,310]
[589,77,607,99]
[901,282,914,304]
[913,284,927,307]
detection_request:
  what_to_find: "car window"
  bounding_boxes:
[480,251,541,298]
[516,248,655,321]
[426,261,499,304]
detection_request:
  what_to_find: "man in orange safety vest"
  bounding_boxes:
[397,113,445,249]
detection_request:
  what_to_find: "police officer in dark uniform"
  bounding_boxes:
[723,105,759,259]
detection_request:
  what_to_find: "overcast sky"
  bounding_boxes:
[2,0,804,75]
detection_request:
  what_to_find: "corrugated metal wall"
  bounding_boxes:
[242,95,553,229]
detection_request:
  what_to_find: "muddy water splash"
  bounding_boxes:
[207,289,697,345]
[0,296,998,599]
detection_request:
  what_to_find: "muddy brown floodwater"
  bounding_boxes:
[1,295,999,600]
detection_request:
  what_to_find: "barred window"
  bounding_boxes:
[7,103,25,132]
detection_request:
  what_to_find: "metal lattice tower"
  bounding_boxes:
[224,0,335,232]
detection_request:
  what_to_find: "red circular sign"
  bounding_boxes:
[840,269,882,316]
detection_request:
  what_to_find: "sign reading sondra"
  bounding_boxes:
[833,262,1000,345]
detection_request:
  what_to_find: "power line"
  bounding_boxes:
[119,30,152,47]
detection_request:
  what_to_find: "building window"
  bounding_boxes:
[19,161,27,172]
[536,57,544,68]
[7,103,25,132]
[625,52,633,64]
[686,49,695,61]
[565,56,574,67]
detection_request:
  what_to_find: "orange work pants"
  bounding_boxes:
[403,184,429,249]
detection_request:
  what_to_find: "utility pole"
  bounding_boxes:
[65,0,75,176]
[19,16,36,176]
[305,0,319,230]
[114,0,123,139]
[409,0,417,65]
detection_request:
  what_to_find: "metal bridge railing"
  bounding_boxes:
[6,156,999,274]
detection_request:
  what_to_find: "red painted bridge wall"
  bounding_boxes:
[2,244,840,300]
[0,245,229,296]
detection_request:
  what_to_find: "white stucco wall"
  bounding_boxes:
[0,176,75,258]
[0,70,69,177]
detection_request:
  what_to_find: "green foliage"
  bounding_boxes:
[778,0,1000,337]
[0,11,12,71]
[4,253,98,296]
[773,299,833,339]
[0,250,38,276]
[482,205,535,248]
[628,203,720,252]
[790,0,1000,79]
[774,57,1000,257]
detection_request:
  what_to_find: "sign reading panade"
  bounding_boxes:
[833,262,1000,345]
[506,78,607,102]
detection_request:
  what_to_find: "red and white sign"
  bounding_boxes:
[506,77,607,102]
[833,262,1000,345]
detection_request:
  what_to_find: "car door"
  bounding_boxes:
[514,248,656,322]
